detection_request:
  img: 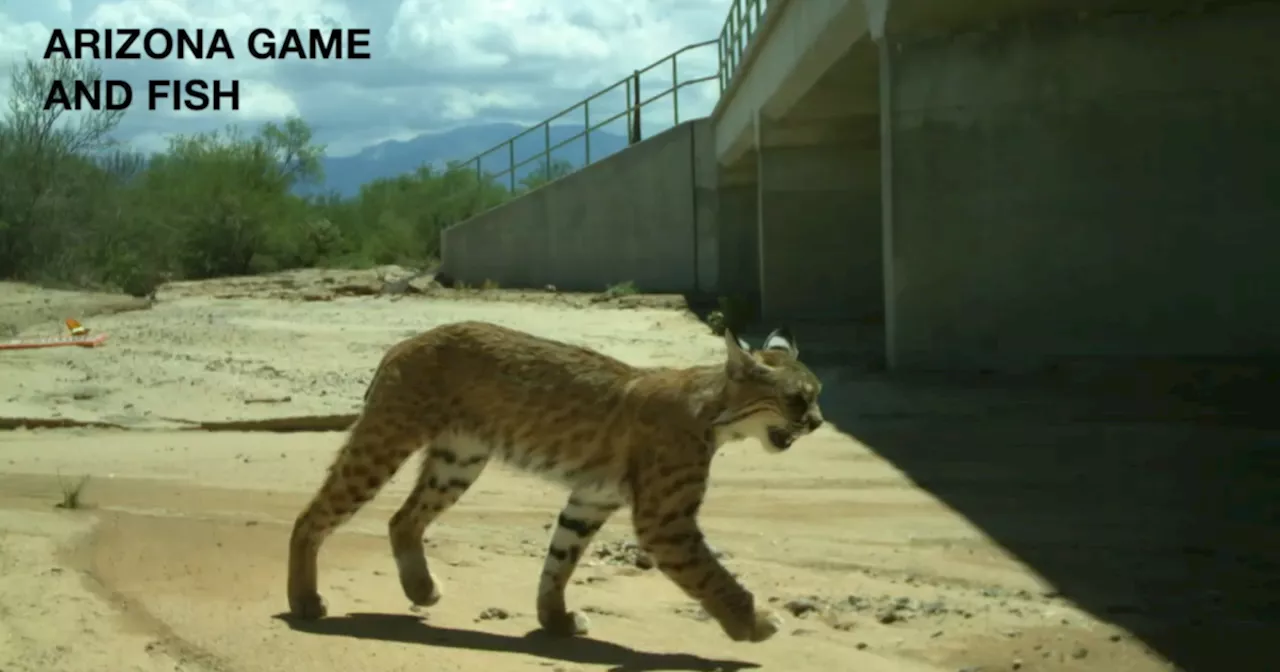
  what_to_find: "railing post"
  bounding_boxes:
[721,29,731,92]
[625,77,635,145]
[543,124,551,176]
[727,1,737,75]
[671,52,680,125]
[717,33,725,92]
[632,71,642,143]
[507,141,516,192]
[735,2,744,60]
[584,100,592,164]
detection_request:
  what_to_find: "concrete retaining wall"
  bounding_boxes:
[440,119,718,294]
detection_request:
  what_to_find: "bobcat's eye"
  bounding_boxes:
[785,393,808,417]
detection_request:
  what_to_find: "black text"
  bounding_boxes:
[148,79,239,111]
[43,80,132,111]
[246,28,370,59]
[44,28,234,60]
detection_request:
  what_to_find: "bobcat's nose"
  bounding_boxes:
[806,415,823,432]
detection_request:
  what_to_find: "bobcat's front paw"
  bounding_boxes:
[748,609,782,642]
[724,608,783,642]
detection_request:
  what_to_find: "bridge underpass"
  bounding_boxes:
[712,3,1280,671]
[434,0,1279,661]
[713,0,1280,374]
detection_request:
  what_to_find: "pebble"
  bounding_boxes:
[477,606,510,620]
[783,598,821,617]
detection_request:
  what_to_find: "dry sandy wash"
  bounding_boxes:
[0,269,1270,672]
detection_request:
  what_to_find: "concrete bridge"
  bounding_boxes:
[437,10,1280,668]
[442,0,1280,373]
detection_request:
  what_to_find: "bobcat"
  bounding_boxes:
[286,320,824,642]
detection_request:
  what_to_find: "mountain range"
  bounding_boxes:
[311,123,631,197]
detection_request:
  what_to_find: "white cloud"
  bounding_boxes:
[0,0,727,158]
[0,14,48,62]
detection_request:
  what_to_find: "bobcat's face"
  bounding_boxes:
[716,327,824,452]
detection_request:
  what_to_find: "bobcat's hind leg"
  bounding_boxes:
[536,487,622,636]
[388,435,491,608]
[288,414,421,619]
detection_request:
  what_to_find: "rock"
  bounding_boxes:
[876,608,902,624]
[477,607,510,620]
[846,595,872,611]
[782,598,821,617]
[920,600,947,616]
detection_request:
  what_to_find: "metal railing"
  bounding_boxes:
[718,0,769,92]
[455,40,720,194]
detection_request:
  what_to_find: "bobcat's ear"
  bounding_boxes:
[724,329,766,379]
[762,327,798,357]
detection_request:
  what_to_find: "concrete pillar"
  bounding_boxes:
[714,179,760,301]
[755,118,883,323]
[887,4,1280,371]
[691,119,720,296]
[877,35,898,369]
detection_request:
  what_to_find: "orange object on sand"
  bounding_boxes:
[0,333,108,350]
[0,317,108,350]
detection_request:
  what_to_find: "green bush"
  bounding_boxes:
[0,55,517,290]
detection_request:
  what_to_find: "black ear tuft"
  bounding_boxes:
[723,328,749,353]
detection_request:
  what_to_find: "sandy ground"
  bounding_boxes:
[0,271,1265,671]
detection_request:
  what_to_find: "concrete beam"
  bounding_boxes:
[719,161,756,187]
[718,115,878,183]
[714,0,870,166]
[759,115,879,149]
[885,0,1189,41]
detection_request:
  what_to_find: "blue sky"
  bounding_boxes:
[0,0,726,156]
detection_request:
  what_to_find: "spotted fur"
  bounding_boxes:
[286,320,824,642]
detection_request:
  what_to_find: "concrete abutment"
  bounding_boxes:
[884,3,1280,371]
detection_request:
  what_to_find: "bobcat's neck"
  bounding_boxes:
[627,363,730,439]
[680,364,731,426]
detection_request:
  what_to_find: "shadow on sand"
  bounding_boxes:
[811,360,1280,672]
[274,612,759,672]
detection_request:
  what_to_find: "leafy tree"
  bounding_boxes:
[520,158,574,191]
[0,56,126,278]
[0,55,519,292]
